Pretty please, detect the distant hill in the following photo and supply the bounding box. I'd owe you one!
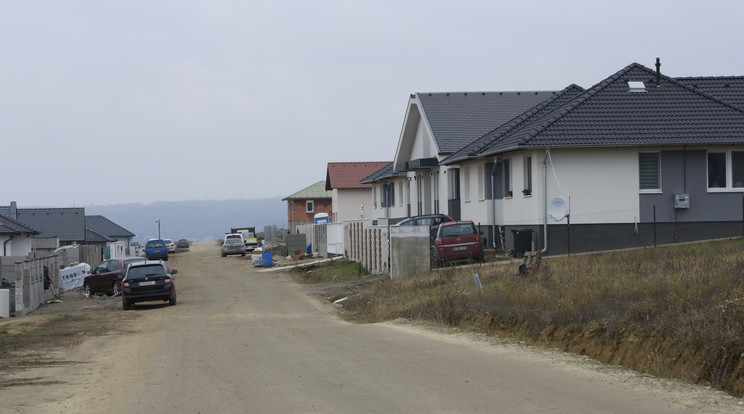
[86,198,286,243]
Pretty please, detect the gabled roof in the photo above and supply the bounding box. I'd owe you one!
[416,91,559,154]
[326,162,390,190]
[86,227,112,243]
[445,84,586,164]
[360,162,406,184]
[282,181,332,201]
[447,63,744,160]
[676,76,744,110]
[16,208,86,242]
[0,215,39,235]
[85,215,135,239]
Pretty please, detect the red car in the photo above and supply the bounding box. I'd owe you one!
[434,221,484,266]
[84,257,146,296]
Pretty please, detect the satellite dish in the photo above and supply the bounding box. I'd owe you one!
[549,197,568,221]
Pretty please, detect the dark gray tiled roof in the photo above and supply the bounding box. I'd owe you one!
[85,215,135,238]
[86,227,112,243]
[360,162,405,184]
[0,215,39,235]
[16,208,86,242]
[461,63,744,156]
[416,90,559,154]
[444,84,586,164]
[676,76,744,110]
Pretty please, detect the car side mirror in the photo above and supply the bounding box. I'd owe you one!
[171,269,178,275]
[117,274,124,280]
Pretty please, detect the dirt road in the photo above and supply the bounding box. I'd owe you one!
[3,242,743,413]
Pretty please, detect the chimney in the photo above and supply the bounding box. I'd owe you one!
[10,201,17,219]
[655,57,661,86]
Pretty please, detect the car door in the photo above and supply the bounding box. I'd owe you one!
[96,260,121,291]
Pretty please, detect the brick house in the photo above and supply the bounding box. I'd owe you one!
[282,181,333,233]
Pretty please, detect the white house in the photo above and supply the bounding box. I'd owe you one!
[325,161,390,222]
[366,60,744,255]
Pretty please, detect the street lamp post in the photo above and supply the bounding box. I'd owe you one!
[156,219,161,239]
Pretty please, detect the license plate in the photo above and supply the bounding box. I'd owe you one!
[453,246,467,251]
[138,281,156,286]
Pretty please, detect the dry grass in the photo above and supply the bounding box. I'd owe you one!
[322,239,744,395]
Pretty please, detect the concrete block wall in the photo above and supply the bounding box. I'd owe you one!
[390,225,431,278]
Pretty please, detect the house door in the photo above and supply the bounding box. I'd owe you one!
[447,168,461,221]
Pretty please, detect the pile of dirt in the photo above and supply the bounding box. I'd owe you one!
[467,314,744,397]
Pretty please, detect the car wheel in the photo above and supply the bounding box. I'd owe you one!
[112,282,121,296]
[84,283,92,296]
[241,252,245,256]
[122,299,132,311]
[169,294,177,306]
[221,253,226,257]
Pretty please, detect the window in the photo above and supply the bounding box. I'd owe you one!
[475,164,484,200]
[398,181,404,207]
[639,152,661,190]
[484,162,495,199]
[463,167,470,202]
[374,185,379,208]
[503,159,512,197]
[447,168,460,200]
[523,156,532,195]
[306,200,314,213]
[708,150,744,190]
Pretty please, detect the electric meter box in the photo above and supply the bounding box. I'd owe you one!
[674,193,689,209]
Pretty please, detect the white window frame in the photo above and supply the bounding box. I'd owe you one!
[523,156,532,196]
[503,159,512,198]
[306,200,314,213]
[707,150,744,192]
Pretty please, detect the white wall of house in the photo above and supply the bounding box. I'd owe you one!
[538,147,639,224]
[334,188,374,222]
[0,234,33,256]
[459,160,495,224]
[411,120,435,159]
[370,177,410,220]
[452,148,640,226]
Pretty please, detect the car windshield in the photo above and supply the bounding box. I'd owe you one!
[440,224,476,237]
[148,241,165,248]
[127,265,166,278]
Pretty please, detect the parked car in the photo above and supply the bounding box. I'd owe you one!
[84,257,146,296]
[122,260,177,310]
[395,214,453,240]
[164,239,177,253]
[144,239,168,261]
[176,239,190,248]
[434,221,484,266]
[221,237,246,257]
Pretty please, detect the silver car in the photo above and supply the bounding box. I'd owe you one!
[221,238,246,257]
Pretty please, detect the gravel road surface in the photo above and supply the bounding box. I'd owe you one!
[2,242,743,413]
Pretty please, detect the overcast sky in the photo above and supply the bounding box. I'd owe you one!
[3,0,743,207]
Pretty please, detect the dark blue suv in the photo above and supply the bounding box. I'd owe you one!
[144,239,168,261]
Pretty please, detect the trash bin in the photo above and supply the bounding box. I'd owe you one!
[511,228,533,258]
[262,251,273,268]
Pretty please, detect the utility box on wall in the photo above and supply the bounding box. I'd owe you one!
[674,193,690,209]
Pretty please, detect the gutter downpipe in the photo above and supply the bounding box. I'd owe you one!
[491,157,498,249]
[541,150,549,253]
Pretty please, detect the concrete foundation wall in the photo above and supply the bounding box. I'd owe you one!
[390,225,431,279]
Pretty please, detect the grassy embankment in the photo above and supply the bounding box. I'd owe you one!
[291,239,744,396]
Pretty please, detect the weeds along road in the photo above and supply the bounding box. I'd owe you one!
[5,242,742,413]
